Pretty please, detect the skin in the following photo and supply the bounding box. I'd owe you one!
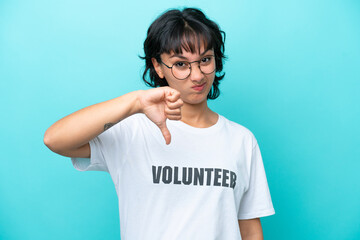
[238,218,264,240]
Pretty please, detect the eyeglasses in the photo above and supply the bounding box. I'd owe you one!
[160,55,216,80]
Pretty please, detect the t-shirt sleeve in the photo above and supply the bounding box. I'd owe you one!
[71,136,109,172]
[237,141,275,219]
[70,121,125,173]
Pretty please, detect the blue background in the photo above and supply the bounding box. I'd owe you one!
[1,0,359,239]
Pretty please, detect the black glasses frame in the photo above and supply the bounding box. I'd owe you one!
[160,55,216,80]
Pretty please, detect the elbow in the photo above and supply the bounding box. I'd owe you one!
[43,129,80,157]
[43,130,54,150]
[43,130,60,153]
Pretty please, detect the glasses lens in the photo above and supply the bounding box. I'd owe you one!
[200,56,215,74]
[171,56,216,80]
[172,62,191,80]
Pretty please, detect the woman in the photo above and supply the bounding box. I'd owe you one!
[44,7,275,240]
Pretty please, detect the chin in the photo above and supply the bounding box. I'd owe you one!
[184,94,208,105]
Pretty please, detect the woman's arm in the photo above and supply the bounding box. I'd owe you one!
[43,87,183,157]
[238,218,264,240]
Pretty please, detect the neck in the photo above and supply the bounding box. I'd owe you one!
[180,101,218,128]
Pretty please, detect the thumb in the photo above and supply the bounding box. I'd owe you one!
[158,121,171,145]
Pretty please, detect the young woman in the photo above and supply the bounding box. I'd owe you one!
[44,7,275,240]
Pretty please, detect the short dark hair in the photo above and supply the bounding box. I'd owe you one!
[140,7,226,100]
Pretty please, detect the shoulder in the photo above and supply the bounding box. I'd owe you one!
[103,113,150,135]
[120,113,150,126]
[101,113,156,143]
[220,115,258,147]
[122,112,146,121]
[118,113,158,134]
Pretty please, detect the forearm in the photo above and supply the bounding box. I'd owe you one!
[44,90,143,153]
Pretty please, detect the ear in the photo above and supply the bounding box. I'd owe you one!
[151,58,164,79]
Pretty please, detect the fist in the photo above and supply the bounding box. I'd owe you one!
[139,87,184,145]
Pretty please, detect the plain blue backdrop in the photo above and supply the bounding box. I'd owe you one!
[1,0,359,239]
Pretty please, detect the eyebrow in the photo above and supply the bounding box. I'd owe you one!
[169,49,212,59]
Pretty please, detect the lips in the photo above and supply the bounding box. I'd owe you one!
[192,83,206,91]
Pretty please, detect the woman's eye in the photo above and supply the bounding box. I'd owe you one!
[201,57,211,63]
[200,57,213,65]
[175,62,188,68]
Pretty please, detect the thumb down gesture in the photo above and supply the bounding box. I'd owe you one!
[139,87,183,145]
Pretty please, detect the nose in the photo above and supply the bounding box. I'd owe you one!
[189,62,204,82]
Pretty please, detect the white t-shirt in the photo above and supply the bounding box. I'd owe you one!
[71,113,275,240]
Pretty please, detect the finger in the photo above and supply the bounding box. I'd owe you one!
[158,122,171,145]
[166,114,182,121]
[165,107,181,116]
[166,98,183,109]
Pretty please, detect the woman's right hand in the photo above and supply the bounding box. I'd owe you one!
[138,87,184,145]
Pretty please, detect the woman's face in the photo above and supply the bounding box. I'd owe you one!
[152,44,216,106]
